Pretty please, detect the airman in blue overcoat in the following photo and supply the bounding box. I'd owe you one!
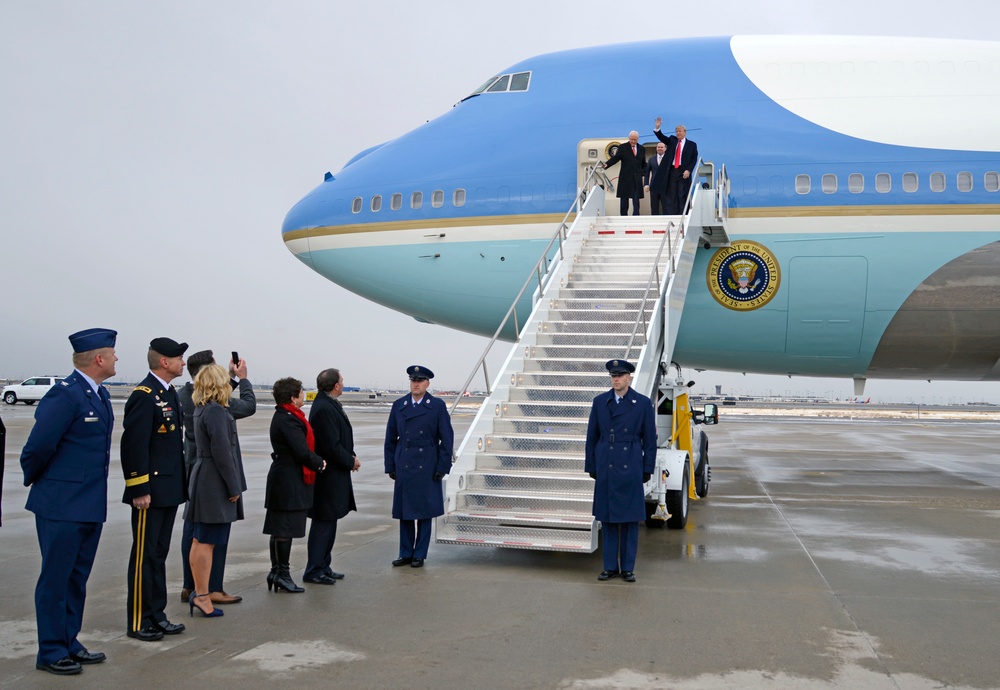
[585,359,656,582]
[20,327,118,675]
[384,365,453,567]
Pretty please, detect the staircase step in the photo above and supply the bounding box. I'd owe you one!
[436,517,598,552]
[526,345,633,360]
[495,401,592,418]
[533,332,646,347]
[474,451,586,472]
[511,371,611,387]
[522,358,616,373]
[507,386,604,403]
[465,471,592,494]
[491,417,588,434]
[456,489,593,515]
[546,308,653,322]
[539,320,637,334]
[482,433,585,454]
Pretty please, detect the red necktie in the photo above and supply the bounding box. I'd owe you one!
[632,145,636,156]
[673,141,682,168]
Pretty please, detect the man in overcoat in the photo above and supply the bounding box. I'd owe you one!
[653,117,699,214]
[644,141,670,215]
[384,365,453,568]
[304,368,359,584]
[585,359,656,582]
[602,130,647,216]
[20,327,118,675]
[177,349,256,604]
[121,337,188,641]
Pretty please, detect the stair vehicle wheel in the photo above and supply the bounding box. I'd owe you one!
[695,437,710,498]
[3,392,16,405]
[666,463,689,529]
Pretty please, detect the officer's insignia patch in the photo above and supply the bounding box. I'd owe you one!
[169,424,176,431]
[707,240,780,311]
[135,385,152,394]
[158,424,167,433]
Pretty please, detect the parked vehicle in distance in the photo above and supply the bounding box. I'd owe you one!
[2,376,65,405]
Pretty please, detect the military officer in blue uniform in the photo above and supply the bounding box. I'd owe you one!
[121,337,188,641]
[384,365,453,568]
[20,327,118,675]
[585,359,656,583]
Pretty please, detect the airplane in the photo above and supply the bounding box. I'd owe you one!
[281,35,1000,389]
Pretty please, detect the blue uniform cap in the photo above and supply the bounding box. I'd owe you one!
[605,359,635,375]
[68,327,117,353]
[407,365,434,381]
[149,337,188,357]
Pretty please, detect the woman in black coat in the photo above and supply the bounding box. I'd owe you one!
[186,364,246,618]
[264,377,326,593]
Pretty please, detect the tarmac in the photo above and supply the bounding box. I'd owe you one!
[1,401,1000,689]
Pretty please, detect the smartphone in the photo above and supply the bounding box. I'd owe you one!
[231,351,239,366]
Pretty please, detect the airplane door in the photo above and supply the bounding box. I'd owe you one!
[577,138,655,216]
[785,256,867,357]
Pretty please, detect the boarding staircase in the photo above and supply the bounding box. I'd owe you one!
[437,162,730,552]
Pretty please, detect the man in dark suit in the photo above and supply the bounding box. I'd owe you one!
[644,141,670,215]
[585,359,656,583]
[384,365,453,568]
[121,337,188,641]
[177,349,256,605]
[20,327,118,675]
[303,368,359,584]
[602,130,647,216]
[654,117,698,214]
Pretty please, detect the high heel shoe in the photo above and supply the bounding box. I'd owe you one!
[266,568,277,592]
[189,593,224,618]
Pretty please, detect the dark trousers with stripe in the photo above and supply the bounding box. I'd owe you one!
[127,505,177,632]
[34,517,102,664]
[602,521,639,572]
[398,519,432,560]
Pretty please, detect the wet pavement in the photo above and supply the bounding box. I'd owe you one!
[1,403,999,689]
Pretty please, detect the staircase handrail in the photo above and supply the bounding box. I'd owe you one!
[622,220,675,362]
[448,164,608,416]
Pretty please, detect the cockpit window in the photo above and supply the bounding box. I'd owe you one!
[469,71,531,97]
[486,75,510,93]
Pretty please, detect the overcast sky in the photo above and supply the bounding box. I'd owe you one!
[3,0,1000,404]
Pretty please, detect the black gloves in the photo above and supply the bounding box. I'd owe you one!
[389,472,396,480]
[588,472,596,479]
[433,473,444,481]
[643,473,652,482]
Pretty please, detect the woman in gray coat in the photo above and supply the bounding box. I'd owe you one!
[186,364,246,617]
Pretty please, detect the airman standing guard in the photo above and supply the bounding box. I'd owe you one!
[585,359,656,582]
[384,365,453,568]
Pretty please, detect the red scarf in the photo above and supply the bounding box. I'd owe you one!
[279,403,316,484]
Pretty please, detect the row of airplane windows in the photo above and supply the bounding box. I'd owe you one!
[790,171,1000,195]
[351,171,1000,213]
[351,184,577,213]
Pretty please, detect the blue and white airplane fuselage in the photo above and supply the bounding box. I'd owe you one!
[282,36,1000,381]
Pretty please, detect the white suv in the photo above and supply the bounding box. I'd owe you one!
[2,376,65,405]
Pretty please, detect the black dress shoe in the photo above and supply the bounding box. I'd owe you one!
[71,650,106,665]
[304,574,337,585]
[621,571,636,582]
[598,570,620,581]
[327,571,345,580]
[155,620,186,635]
[410,558,425,568]
[127,627,164,641]
[36,657,82,675]
[391,557,413,567]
